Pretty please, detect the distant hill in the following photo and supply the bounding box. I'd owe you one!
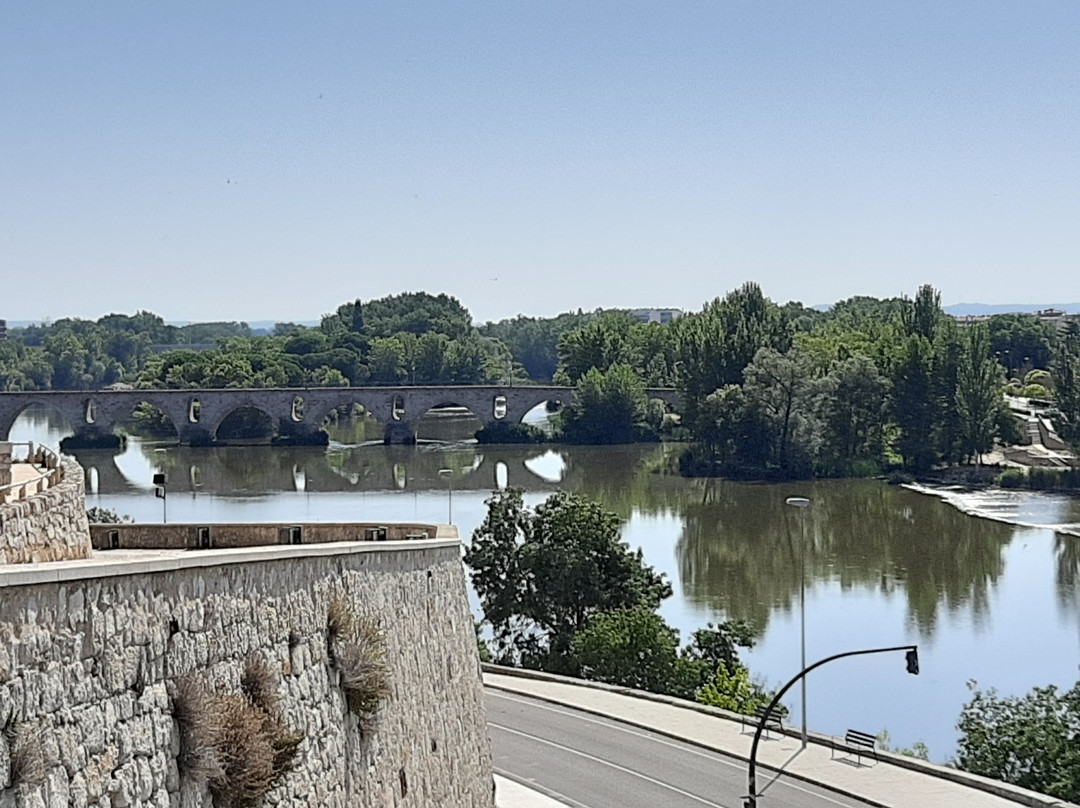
[2,319,320,332]
[945,303,1080,316]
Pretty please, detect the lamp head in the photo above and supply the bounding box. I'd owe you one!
[905,647,919,675]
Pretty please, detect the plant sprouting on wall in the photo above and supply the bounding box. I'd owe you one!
[1,710,45,790]
[327,595,392,722]
[172,659,304,808]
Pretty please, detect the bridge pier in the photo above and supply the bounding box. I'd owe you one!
[383,422,417,445]
[58,429,124,450]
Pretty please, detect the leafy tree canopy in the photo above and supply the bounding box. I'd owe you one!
[465,488,671,672]
[955,680,1080,802]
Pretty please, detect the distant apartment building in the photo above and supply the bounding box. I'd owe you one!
[0,319,6,340]
[953,308,1079,332]
[629,308,683,325]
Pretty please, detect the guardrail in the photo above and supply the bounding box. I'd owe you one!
[0,441,65,505]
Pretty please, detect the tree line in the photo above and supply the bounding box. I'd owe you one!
[3,285,1078,474]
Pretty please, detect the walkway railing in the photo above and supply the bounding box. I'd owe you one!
[0,442,64,505]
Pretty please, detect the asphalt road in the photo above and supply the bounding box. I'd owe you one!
[486,689,877,808]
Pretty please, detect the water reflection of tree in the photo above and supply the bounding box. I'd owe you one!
[676,479,1013,636]
[1055,532,1080,614]
[558,444,691,520]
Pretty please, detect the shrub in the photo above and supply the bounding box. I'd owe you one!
[173,675,225,786]
[172,666,304,807]
[997,468,1026,488]
[327,596,392,722]
[696,663,774,716]
[5,713,45,789]
[86,507,133,524]
[211,693,277,807]
[240,655,279,714]
[474,422,548,444]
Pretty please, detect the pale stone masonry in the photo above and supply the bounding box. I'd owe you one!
[0,543,496,808]
[0,452,495,808]
[0,456,91,564]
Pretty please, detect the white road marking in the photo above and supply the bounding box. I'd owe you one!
[490,721,730,808]
[487,689,861,808]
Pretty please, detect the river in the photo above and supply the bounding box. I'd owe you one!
[10,404,1080,763]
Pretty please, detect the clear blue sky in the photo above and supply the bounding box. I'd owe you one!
[2,2,1078,324]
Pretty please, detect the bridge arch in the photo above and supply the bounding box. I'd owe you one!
[0,400,78,442]
[207,403,279,443]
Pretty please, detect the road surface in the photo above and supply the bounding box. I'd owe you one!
[486,689,878,808]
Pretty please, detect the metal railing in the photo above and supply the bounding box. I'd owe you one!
[0,442,65,505]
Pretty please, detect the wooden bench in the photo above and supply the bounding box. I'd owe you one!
[831,729,878,766]
[740,704,784,739]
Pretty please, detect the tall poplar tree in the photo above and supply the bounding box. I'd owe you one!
[956,324,1005,464]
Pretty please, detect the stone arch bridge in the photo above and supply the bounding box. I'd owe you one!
[0,386,680,445]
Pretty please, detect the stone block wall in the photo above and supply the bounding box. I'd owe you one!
[88,522,442,551]
[0,456,91,565]
[0,541,494,808]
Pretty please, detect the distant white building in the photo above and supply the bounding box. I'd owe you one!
[629,308,683,325]
[952,308,1079,332]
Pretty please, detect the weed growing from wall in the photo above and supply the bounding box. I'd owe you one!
[3,712,45,790]
[327,596,392,723]
[172,660,304,808]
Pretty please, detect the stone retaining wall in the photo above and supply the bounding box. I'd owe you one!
[0,456,90,564]
[0,541,494,808]
[89,522,444,551]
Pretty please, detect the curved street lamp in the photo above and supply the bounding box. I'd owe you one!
[743,644,919,807]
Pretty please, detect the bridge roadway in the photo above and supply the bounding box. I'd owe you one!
[0,385,680,445]
[484,668,1065,808]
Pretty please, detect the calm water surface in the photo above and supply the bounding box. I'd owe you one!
[12,405,1080,762]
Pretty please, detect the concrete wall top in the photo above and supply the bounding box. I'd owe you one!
[0,535,460,589]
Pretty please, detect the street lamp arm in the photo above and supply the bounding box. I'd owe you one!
[744,644,917,807]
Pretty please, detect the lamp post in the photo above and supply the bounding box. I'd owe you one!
[153,472,167,524]
[744,645,919,808]
[438,468,453,524]
[786,496,810,749]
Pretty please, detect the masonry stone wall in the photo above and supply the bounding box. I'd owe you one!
[88,522,443,551]
[0,456,91,565]
[0,541,494,808]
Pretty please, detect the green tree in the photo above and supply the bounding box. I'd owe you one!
[901,284,943,342]
[816,355,888,476]
[931,323,965,465]
[955,680,1080,802]
[560,364,650,444]
[555,311,638,385]
[464,489,671,672]
[696,663,772,716]
[742,348,820,476]
[361,291,472,339]
[573,606,699,697]
[673,283,791,444]
[988,313,1057,378]
[1053,325,1080,451]
[889,335,937,471]
[481,311,594,382]
[956,325,1006,463]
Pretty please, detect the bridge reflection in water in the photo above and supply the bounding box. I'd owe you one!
[72,440,578,498]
